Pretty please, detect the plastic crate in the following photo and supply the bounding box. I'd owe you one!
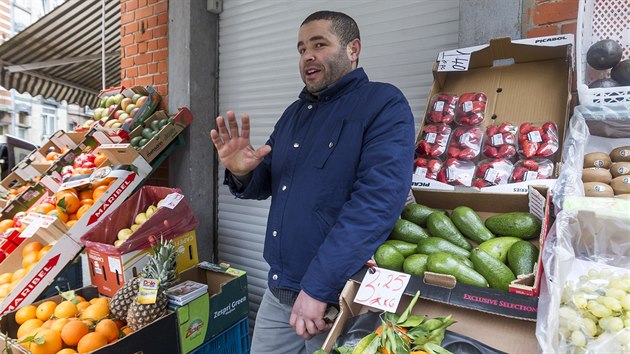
[190,317,250,354]
[576,0,630,105]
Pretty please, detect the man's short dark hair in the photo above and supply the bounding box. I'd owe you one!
[301,11,360,47]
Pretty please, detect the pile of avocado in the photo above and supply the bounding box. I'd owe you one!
[129,118,170,148]
[374,203,541,292]
[586,39,629,88]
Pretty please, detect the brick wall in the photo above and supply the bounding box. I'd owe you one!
[524,0,579,39]
[120,0,170,186]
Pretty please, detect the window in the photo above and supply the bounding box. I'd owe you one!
[17,127,27,140]
[42,106,57,138]
[18,112,29,126]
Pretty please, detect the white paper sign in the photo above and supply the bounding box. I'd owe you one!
[160,193,183,209]
[354,267,410,312]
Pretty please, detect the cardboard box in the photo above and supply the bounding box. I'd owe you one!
[26,130,85,166]
[383,185,553,320]
[130,108,193,163]
[413,35,573,193]
[174,262,249,353]
[322,279,537,354]
[0,286,179,354]
[86,231,199,297]
[0,223,82,314]
[53,146,152,243]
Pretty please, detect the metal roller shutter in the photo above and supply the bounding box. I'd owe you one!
[217,0,460,327]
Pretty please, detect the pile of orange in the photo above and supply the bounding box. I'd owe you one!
[41,177,116,229]
[0,241,52,302]
[13,294,133,354]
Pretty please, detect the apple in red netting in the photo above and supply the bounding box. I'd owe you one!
[510,158,554,183]
[455,92,487,126]
[447,126,483,160]
[472,158,514,188]
[415,124,452,158]
[426,93,458,124]
[437,158,476,186]
[517,122,559,158]
[483,123,517,159]
[414,156,443,180]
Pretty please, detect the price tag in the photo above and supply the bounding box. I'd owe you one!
[160,193,183,209]
[425,132,437,144]
[414,167,427,177]
[354,267,410,312]
[433,101,444,111]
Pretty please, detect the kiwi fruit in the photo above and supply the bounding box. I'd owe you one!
[584,152,612,168]
[610,162,630,178]
[611,176,630,195]
[584,182,614,198]
[582,168,612,184]
[610,146,630,163]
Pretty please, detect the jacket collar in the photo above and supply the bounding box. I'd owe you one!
[299,67,368,102]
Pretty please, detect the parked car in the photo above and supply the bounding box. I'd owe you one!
[0,135,37,180]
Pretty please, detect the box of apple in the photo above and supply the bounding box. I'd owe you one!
[80,92,149,131]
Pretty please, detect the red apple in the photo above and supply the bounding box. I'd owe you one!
[130,107,140,118]
[135,96,147,107]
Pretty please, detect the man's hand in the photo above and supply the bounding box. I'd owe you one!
[209,111,271,176]
[290,290,332,340]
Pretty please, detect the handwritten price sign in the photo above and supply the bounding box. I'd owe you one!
[354,267,410,312]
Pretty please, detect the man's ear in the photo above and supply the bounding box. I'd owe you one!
[346,39,361,63]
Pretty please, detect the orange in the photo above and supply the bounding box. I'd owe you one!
[30,328,63,354]
[89,297,109,307]
[120,326,133,337]
[55,191,80,214]
[77,332,108,353]
[11,268,27,282]
[76,301,91,314]
[75,204,92,221]
[65,220,78,228]
[36,301,57,321]
[22,251,40,269]
[67,213,79,221]
[94,153,108,167]
[33,202,56,215]
[22,241,44,257]
[37,245,54,260]
[0,283,10,298]
[0,219,14,233]
[75,295,87,303]
[47,208,68,223]
[78,189,93,201]
[57,349,78,354]
[80,303,109,322]
[91,185,109,202]
[90,177,115,189]
[50,317,70,332]
[54,300,78,319]
[80,198,94,206]
[15,305,37,325]
[95,319,119,342]
[17,318,44,338]
[41,318,55,329]
[60,319,89,346]
[45,151,60,161]
[0,272,13,285]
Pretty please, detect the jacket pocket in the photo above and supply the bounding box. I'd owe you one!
[314,119,345,169]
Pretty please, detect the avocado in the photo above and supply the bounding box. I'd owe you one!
[401,203,445,227]
[416,237,471,259]
[402,254,429,276]
[374,244,405,271]
[142,127,154,139]
[383,240,418,258]
[478,236,522,263]
[426,212,472,250]
[426,252,488,288]
[507,241,539,276]
[450,206,494,243]
[586,39,623,70]
[588,78,619,89]
[484,212,541,239]
[389,219,431,244]
[611,59,630,86]
[150,119,161,131]
[130,136,143,147]
[470,248,516,291]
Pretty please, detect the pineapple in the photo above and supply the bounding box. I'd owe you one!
[110,277,140,319]
[126,237,177,330]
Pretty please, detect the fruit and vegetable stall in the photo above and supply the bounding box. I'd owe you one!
[0,4,628,354]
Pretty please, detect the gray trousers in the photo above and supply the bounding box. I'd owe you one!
[250,288,328,354]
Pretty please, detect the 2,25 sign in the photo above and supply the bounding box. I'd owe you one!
[354,267,410,312]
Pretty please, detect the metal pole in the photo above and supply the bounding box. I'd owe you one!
[101,0,106,90]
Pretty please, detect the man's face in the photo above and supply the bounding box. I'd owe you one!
[297,20,354,95]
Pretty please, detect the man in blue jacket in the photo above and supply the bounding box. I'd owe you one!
[210,10,415,354]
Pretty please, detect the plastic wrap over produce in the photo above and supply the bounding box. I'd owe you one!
[536,199,630,353]
[552,105,630,211]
